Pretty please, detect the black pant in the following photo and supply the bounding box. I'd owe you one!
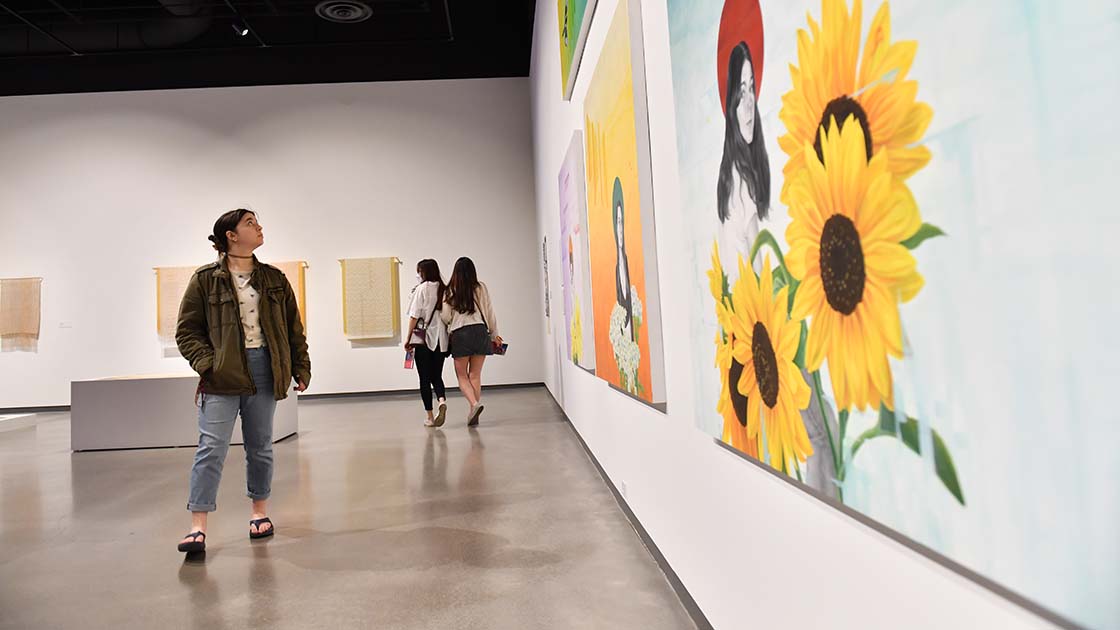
[414,344,447,411]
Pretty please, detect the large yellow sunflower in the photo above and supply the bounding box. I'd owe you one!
[778,0,932,205]
[728,253,812,471]
[786,118,923,413]
[709,243,760,458]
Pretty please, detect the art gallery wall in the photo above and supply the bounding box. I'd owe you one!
[0,78,544,408]
[529,0,1110,628]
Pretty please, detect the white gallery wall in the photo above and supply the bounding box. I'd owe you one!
[529,1,1061,629]
[0,78,543,409]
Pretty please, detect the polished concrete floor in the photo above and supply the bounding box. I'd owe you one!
[0,387,696,629]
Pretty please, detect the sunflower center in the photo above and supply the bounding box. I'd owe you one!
[751,322,780,408]
[819,214,865,315]
[813,96,873,164]
[728,359,749,427]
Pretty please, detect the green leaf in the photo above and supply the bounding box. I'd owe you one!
[848,405,965,505]
[931,431,964,505]
[749,229,788,272]
[793,321,808,369]
[785,275,800,313]
[877,404,900,434]
[839,409,850,444]
[901,223,946,250]
[771,266,787,294]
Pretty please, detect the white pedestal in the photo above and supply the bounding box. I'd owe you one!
[0,414,36,433]
[70,374,298,452]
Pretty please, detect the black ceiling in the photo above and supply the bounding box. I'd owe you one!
[0,0,536,97]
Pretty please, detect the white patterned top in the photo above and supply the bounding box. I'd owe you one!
[234,272,267,349]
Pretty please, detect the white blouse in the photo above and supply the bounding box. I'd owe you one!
[233,271,266,349]
[407,281,449,352]
[440,282,499,337]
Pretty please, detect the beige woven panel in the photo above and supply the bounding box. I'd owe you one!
[341,257,400,339]
[155,266,197,347]
[0,277,42,353]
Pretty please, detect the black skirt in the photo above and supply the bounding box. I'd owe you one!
[449,323,491,358]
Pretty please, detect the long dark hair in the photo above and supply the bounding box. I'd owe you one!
[417,258,446,309]
[717,41,770,223]
[447,257,480,314]
[208,208,255,253]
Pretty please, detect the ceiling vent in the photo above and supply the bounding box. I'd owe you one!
[315,1,375,24]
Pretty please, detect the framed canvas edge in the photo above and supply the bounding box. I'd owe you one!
[626,0,669,407]
[562,0,602,101]
[608,381,669,414]
[561,128,599,373]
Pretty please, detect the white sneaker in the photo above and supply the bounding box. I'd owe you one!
[467,403,483,427]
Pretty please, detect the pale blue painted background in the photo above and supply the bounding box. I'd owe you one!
[666,1,1119,627]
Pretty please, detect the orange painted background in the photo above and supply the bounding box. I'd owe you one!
[583,0,653,401]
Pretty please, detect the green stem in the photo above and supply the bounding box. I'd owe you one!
[838,412,864,482]
[748,229,792,287]
[812,371,843,502]
[842,426,887,482]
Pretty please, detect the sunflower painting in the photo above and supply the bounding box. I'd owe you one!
[669,0,958,509]
[709,243,760,458]
[666,0,1120,625]
[776,0,932,206]
[730,253,813,470]
[786,119,922,413]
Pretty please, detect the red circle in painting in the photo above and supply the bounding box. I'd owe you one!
[717,0,765,115]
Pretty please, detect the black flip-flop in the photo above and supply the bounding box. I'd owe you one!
[178,531,206,553]
[249,517,274,540]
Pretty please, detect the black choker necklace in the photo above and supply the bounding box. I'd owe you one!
[227,253,253,259]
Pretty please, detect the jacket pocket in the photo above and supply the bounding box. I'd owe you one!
[265,287,288,330]
[205,352,233,391]
[207,291,237,328]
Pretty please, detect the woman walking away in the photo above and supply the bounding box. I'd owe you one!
[174,208,311,553]
[441,257,502,426]
[405,259,450,428]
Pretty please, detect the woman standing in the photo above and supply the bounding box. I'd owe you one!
[405,259,450,428]
[174,208,311,553]
[716,40,771,277]
[612,177,635,343]
[441,257,502,426]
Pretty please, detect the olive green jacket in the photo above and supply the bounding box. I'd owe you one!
[175,256,310,401]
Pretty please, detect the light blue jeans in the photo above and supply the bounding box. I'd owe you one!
[187,347,277,512]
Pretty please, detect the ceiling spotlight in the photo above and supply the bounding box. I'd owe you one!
[232,20,249,37]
